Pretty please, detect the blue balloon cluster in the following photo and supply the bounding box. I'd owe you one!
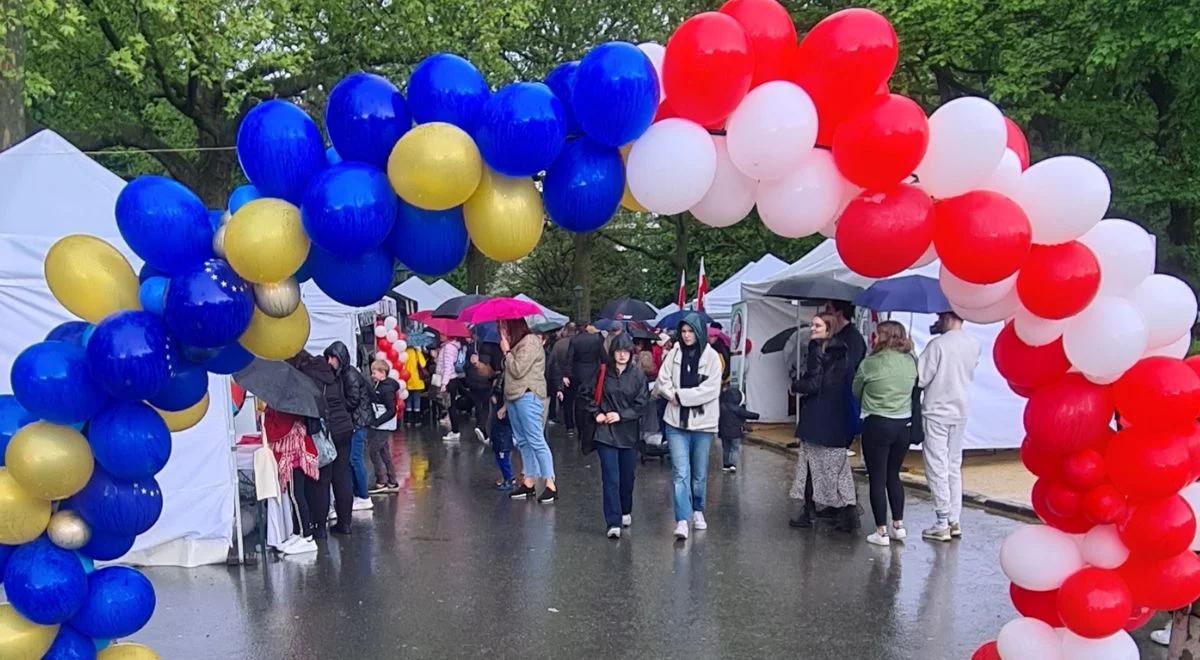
[4,537,88,625]
[88,402,172,482]
[69,566,156,640]
[572,42,660,147]
[69,468,163,538]
[544,138,625,233]
[474,82,567,177]
[164,259,253,348]
[148,365,208,413]
[407,54,490,133]
[326,72,412,168]
[237,99,326,205]
[86,312,172,401]
[309,245,395,307]
[302,163,398,257]
[11,341,108,424]
[387,202,469,277]
[544,61,580,136]
[115,176,214,275]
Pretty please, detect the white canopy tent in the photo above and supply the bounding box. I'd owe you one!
[702,254,789,326]
[514,293,568,324]
[301,281,374,358]
[0,130,235,566]
[740,239,1024,450]
[392,276,465,314]
[429,279,465,300]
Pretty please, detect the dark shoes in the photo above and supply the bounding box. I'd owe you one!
[789,501,816,528]
[510,482,536,499]
[834,506,862,533]
[786,441,801,449]
[537,487,558,504]
[311,524,328,540]
[330,523,352,536]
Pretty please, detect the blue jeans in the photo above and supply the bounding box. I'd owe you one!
[596,443,636,528]
[350,427,369,499]
[508,393,554,480]
[665,426,713,522]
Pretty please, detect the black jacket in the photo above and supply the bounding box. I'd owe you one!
[325,341,372,429]
[567,331,605,389]
[369,377,400,428]
[792,338,853,448]
[582,361,649,450]
[718,387,759,440]
[290,351,354,442]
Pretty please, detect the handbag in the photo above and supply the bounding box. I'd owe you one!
[579,364,607,455]
[372,403,397,431]
[252,434,280,501]
[908,356,925,446]
[312,426,337,468]
[431,373,443,389]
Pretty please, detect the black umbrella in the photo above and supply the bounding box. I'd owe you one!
[761,322,812,355]
[599,298,657,321]
[433,294,492,319]
[765,276,864,303]
[626,322,658,341]
[234,359,322,418]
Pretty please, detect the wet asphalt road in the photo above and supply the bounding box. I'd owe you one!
[137,422,1166,659]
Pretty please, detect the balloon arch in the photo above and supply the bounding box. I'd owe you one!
[1,2,1197,658]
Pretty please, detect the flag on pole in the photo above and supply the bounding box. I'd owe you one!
[696,258,708,311]
[676,269,687,309]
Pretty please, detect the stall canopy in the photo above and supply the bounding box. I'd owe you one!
[301,281,374,358]
[0,130,235,566]
[740,239,1023,450]
[514,293,568,324]
[429,279,465,300]
[702,254,788,325]
[392,276,465,314]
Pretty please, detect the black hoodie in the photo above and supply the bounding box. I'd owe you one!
[324,341,372,429]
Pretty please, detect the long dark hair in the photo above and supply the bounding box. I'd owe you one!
[502,318,531,346]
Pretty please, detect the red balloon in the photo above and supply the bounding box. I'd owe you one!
[1119,550,1200,610]
[1186,355,1200,378]
[1016,242,1101,320]
[1044,480,1084,519]
[1117,494,1196,559]
[1123,606,1156,633]
[971,641,1000,660]
[1061,448,1106,491]
[790,8,898,146]
[832,94,929,190]
[1010,583,1063,627]
[1023,374,1113,455]
[1004,117,1030,170]
[376,338,390,351]
[933,191,1032,285]
[719,0,796,87]
[1056,567,1133,639]
[1187,429,1200,482]
[1033,478,1093,533]
[1021,436,1062,480]
[835,185,934,278]
[1008,381,1035,398]
[1113,357,1200,428]
[653,99,678,122]
[993,323,1071,390]
[1083,484,1129,525]
[663,12,753,126]
[1105,424,1195,500]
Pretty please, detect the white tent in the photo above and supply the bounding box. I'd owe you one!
[392,276,464,314]
[514,293,568,324]
[429,279,465,299]
[302,281,373,357]
[0,131,235,566]
[703,254,789,325]
[740,239,1024,450]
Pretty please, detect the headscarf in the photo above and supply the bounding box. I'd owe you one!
[677,312,707,426]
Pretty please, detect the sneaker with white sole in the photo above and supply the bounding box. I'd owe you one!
[949,522,962,538]
[443,432,461,442]
[328,507,337,523]
[922,524,952,542]
[606,527,621,539]
[889,525,908,541]
[474,428,486,443]
[621,514,632,528]
[692,512,707,530]
[1151,624,1171,646]
[673,520,689,540]
[352,497,374,511]
[281,537,318,555]
[866,532,891,546]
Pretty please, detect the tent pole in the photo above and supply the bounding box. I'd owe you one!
[227,376,245,564]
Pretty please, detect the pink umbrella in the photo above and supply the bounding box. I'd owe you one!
[420,316,471,338]
[410,310,434,323]
[459,297,542,324]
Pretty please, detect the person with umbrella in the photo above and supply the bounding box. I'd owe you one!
[501,318,558,503]
[288,351,355,537]
[434,332,465,442]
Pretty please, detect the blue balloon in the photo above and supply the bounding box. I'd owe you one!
[0,543,11,582]
[86,312,171,401]
[301,164,398,257]
[0,395,34,466]
[544,137,625,233]
[114,176,214,275]
[68,468,162,537]
[387,202,468,277]
[137,263,165,285]
[325,146,342,165]
[137,277,169,316]
[163,259,254,348]
[11,342,108,424]
[227,184,261,214]
[407,53,490,133]
[4,537,88,624]
[88,402,171,482]
[45,625,96,660]
[544,61,580,136]
[310,245,394,307]
[572,42,660,147]
[207,209,224,230]
[294,252,315,283]
[474,82,567,177]
[69,566,155,640]
[201,343,254,375]
[325,72,412,169]
[46,322,92,346]
[236,100,326,205]
[146,365,207,413]
[77,530,135,562]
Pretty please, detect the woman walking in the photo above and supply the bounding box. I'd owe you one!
[502,319,557,502]
[788,312,860,533]
[436,335,463,441]
[464,353,496,442]
[582,335,648,539]
[655,313,722,541]
[852,321,917,546]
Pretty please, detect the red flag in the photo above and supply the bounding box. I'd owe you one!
[696,258,708,311]
[676,269,687,309]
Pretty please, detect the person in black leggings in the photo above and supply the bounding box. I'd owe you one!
[290,351,356,537]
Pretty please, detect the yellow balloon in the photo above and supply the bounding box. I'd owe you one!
[0,604,57,660]
[98,643,161,660]
[463,168,544,262]
[239,303,310,360]
[224,198,310,284]
[5,422,94,500]
[153,393,209,432]
[387,122,483,211]
[618,145,647,213]
[0,468,51,545]
[44,235,140,322]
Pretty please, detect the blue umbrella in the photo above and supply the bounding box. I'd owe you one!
[656,309,715,331]
[853,275,951,314]
[473,322,500,344]
[405,330,437,349]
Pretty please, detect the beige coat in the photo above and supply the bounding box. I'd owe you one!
[503,333,548,402]
[654,342,723,433]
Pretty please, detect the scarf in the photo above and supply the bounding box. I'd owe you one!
[678,340,702,427]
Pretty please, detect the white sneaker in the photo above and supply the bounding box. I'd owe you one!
[606,527,621,539]
[692,512,707,530]
[443,432,461,442]
[621,514,632,528]
[281,537,317,555]
[352,497,374,511]
[867,532,891,546]
[949,522,962,538]
[474,428,485,443]
[1151,624,1171,646]
[673,520,689,540]
[889,525,908,541]
[328,506,337,522]
[277,534,303,549]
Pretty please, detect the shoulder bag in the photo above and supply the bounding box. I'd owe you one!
[579,364,607,456]
[908,355,924,446]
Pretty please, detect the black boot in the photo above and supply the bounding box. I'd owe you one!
[789,500,815,528]
[835,505,861,533]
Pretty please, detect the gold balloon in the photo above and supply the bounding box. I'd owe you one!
[98,643,161,660]
[0,604,58,660]
[5,422,94,500]
[47,509,91,550]
[253,278,301,319]
[153,393,209,432]
[212,223,228,259]
[224,198,310,284]
[239,303,310,360]
[618,145,647,213]
[44,235,140,323]
[387,122,483,211]
[0,469,51,546]
[463,167,544,262]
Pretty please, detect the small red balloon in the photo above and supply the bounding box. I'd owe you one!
[933,191,1032,285]
[971,641,1001,660]
[1004,117,1030,170]
[1061,448,1106,491]
[1117,494,1196,559]
[663,12,754,126]
[1008,381,1035,398]
[1113,357,1200,428]
[1023,374,1113,455]
[719,0,796,86]
[1010,583,1063,627]
[1021,436,1062,480]
[1044,480,1084,519]
[1106,424,1195,500]
[653,99,678,122]
[835,185,935,278]
[832,94,929,190]
[993,322,1071,390]
[1123,606,1156,633]
[1083,484,1129,525]
[1186,355,1200,378]
[1033,478,1094,533]
[1056,567,1133,639]
[1016,242,1101,320]
[1119,550,1200,611]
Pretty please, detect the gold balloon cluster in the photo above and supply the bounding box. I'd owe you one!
[0,604,57,660]
[0,421,96,546]
[153,393,210,432]
[44,235,140,322]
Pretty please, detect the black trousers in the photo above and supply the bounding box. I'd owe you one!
[329,438,354,527]
[861,415,910,528]
[306,465,331,534]
[368,429,397,484]
[469,390,492,438]
[290,468,313,536]
[562,385,577,430]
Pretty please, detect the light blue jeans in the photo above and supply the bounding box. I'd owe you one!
[508,393,555,480]
[350,427,369,499]
[665,426,713,522]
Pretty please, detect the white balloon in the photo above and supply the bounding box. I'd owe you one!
[1062,296,1147,380]
[385,329,399,343]
[977,149,1023,199]
[690,136,756,228]
[383,316,399,330]
[1014,305,1068,347]
[1060,630,1137,660]
[375,351,387,361]
[398,388,409,401]
[726,81,818,181]
[1081,525,1130,569]
[997,617,1064,660]
[1001,524,1085,591]
[911,243,938,268]
[627,118,717,215]
[1083,371,1122,386]
[1181,483,1200,552]
[394,340,408,355]
[951,286,1020,325]
[914,97,1007,198]
[388,369,401,380]
[1130,274,1198,349]
[1145,331,1191,359]
[941,266,1017,309]
[1077,219,1156,297]
[374,325,387,338]
[637,42,665,98]
[1016,156,1111,245]
[756,150,847,239]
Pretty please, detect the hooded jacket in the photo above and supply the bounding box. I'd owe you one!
[289,351,354,442]
[654,313,722,433]
[582,335,649,449]
[369,377,400,428]
[324,341,372,429]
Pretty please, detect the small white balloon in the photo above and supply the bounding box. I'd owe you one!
[1016,155,1111,245]
[1130,274,1198,349]
[386,329,399,343]
[1060,630,1137,660]
[627,118,717,215]
[384,316,399,330]
[1081,525,1130,569]
[394,340,408,355]
[977,149,1023,200]
[1062,296,1147,380]
[914,97,1007,198]
[951,286,1020,325]
[375,351,387,361]
[911,243,938,268]
[212,224,228,259]
[374,325,387,338]
[756,150,847,239]
[388,369,401,381]
[726,81,818,181]
[997,617,1063,660]
[1077,219,1156,297]
[1181,482,1200,552]
[1000,524,1084,591]
[941,266,1017,309]
[253,279,301,319]
[1014,305,1069,347]
[689,136,756,228]
[1144,331,1191,359]
[637,42,665,98]
[1083,371,1122,386]
[398,388,409,401]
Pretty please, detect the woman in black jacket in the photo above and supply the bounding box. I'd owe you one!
[581,334,649,539]
[288,350,354,538]
[366,360,400,493]
[325,341,373,510]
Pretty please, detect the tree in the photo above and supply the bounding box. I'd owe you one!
[0,0,23,149]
